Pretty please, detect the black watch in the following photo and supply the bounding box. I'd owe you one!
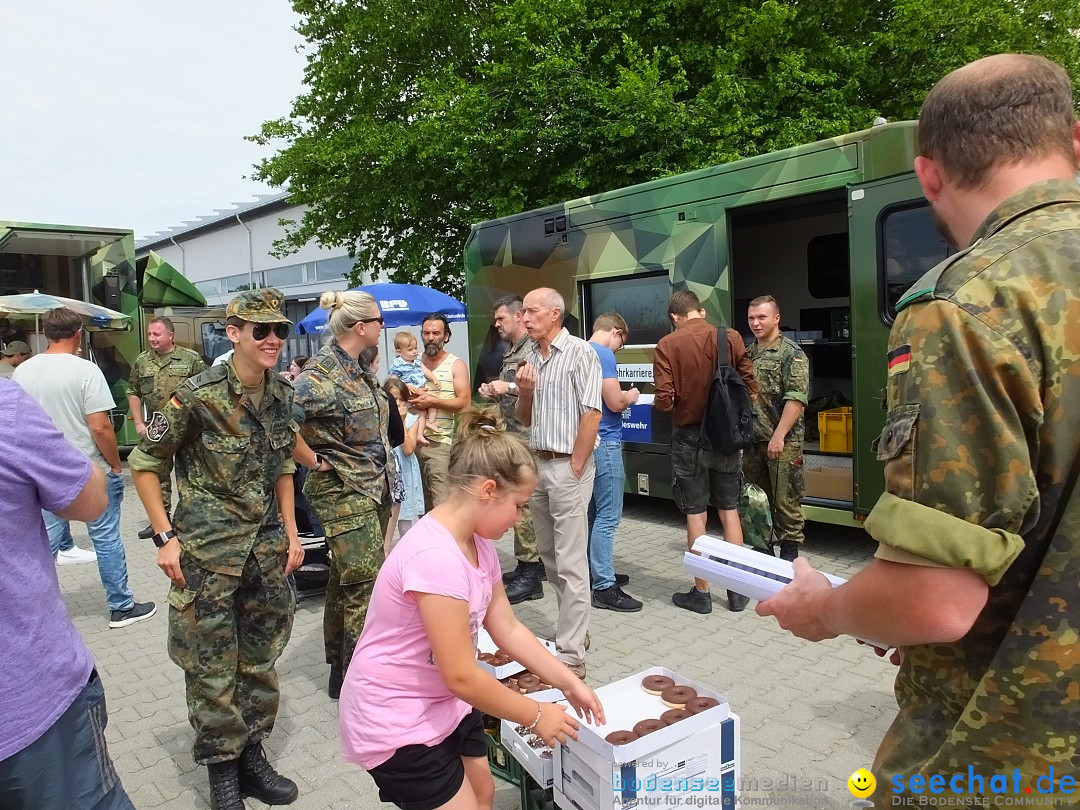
[152,529,177,548]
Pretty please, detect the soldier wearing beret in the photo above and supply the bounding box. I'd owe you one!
[759,54,1080,801]
[130,288,305,810]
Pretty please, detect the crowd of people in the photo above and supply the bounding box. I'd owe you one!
[2,53,1078,810]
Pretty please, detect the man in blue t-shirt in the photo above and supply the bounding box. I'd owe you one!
[586,313,642,611]
[0,379,135,809]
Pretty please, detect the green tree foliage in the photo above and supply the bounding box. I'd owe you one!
[250,0,1080,295]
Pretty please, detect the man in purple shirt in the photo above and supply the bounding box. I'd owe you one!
[0,379,134,809]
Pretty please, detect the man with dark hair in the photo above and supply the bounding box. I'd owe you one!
[744,294,809,561]
[0,380,135,809]
[653,290,758,613]
[479,294,545,602]
[759,54,1080,798]
[13,308,156,628]
[128,315,208,540]
[409,312,471,510]
[130,289,304,809]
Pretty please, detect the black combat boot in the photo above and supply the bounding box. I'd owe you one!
[505,561,544,604]
[328,662,343,700]
[238,742,298,805]
[503,560,547,584]
[207,760,246,810]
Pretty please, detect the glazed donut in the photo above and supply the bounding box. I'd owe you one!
[517,673,541,691]
[605,730,639,745]
[660,708,691,724]
[641,675,676,695]
[633,719,667,737]
[660,685,698,709]
[685,696,720,714]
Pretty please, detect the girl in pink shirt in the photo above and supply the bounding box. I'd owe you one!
[340,407,604,810]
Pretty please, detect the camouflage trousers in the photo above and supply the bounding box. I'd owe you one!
[513,501,539,564]
[306,474,389,671]
[742,441,805,545]
[167,552,294,765]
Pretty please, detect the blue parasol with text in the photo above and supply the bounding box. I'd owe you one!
[295,283,466,334]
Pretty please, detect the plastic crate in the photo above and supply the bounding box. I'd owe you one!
[520,773,556,810]
[485,731,523,786]
[817,407,853,453]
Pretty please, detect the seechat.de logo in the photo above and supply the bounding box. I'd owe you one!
[849,768,876,807]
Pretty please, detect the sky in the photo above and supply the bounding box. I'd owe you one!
[0,0,306,240]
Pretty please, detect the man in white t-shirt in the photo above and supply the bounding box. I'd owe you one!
[13,308,156,629]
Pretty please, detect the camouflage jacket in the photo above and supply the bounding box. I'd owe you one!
[129,346,207,415]
[864,179,1080,794]
[292,339,395,504]
[128,361,297,576]
[497,332,531,433]
[747,336,809,443]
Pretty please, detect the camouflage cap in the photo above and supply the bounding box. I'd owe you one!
[226,288,292,324]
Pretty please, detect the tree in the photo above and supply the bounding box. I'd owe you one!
[250,0,1080,296]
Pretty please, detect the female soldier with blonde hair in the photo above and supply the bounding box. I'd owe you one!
[292,289,395,697]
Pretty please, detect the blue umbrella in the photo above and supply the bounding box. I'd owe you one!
[296,283,467,335]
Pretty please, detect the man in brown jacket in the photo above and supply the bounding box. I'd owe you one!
[653,290,759,613]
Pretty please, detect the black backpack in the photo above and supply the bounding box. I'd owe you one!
[699,328,752,454]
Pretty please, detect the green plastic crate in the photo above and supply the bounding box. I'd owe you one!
[520,773,556,810]
[484,732,523,786]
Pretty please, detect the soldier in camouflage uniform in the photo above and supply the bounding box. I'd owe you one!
[127,315,207,539]
[292,290,394,700]
[758,55,1080,806]
[478,294,543,603]
[744,295,809,561]
[129,289,304,810]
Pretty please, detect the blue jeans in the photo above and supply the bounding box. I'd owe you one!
[43,471,134,612]
[587,439,625,591]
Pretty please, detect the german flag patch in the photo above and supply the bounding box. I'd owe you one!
[170,395,182,409]
[887,344,911,376]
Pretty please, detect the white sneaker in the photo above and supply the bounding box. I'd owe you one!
[56,546,98,566]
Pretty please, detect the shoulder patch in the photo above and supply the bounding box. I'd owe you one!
[887,344,912,376]
[145,411,170,442]
[186,364,228,390]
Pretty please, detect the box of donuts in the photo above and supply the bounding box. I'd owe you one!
[554,667,739,810]
[476,628,559,680]
[500,688,565,789]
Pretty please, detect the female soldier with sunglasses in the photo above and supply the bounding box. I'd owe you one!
[291,289,395,699]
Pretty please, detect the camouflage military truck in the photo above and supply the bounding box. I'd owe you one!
[0,221,225,445]
[464,121,952,527]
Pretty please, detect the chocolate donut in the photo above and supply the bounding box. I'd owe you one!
[490,654,512,667]
[478,652,497,664]
[660,685,698,708]
[517,673,541,691]
[632,719,667,737]
[685,696,720,714]
[605,730,639,745]
[641,675,676,695]
[660,708,691,724]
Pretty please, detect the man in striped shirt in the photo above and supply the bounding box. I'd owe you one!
[515,288,603,679]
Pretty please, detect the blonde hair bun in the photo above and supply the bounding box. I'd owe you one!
[319,290,344,311]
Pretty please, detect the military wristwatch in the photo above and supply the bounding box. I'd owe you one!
[152,529,177,548]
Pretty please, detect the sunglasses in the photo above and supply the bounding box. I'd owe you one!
[359,316,384,326]
[251,323,291,341]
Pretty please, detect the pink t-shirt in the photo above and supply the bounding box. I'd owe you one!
[339,513,502,769]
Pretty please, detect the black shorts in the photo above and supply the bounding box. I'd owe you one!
[367,709,487,810]
[670,424,742,514]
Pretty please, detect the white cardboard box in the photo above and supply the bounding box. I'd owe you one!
[501,689,566,788]
[555,715,739,810]
[476,627,558,679]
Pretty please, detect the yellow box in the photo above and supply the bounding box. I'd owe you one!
[818,407,853,453]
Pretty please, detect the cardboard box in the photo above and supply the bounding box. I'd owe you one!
[555,715,739,810]
[803,466,852,501]
[477,628,557,679]
[502,689,566,788]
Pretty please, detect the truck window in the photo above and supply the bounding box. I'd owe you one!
[584,272,670,344]
[881,203,952,322]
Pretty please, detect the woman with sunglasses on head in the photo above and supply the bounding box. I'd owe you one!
[291,290,396,699]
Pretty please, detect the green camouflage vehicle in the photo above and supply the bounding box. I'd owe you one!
[0,221,223,445]
[464,121,953,527]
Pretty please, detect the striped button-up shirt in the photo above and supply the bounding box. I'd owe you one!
[527,327,602,454]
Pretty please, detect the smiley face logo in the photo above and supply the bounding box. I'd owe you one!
[848,768,876,798]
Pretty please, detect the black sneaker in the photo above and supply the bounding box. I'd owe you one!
[592,585,643,613]
[615,573,630,586]
[137,523,154,540]
[778,541,800,562]
[727,590,750,612]
[109,601,157,628]
[672,587,712,615]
